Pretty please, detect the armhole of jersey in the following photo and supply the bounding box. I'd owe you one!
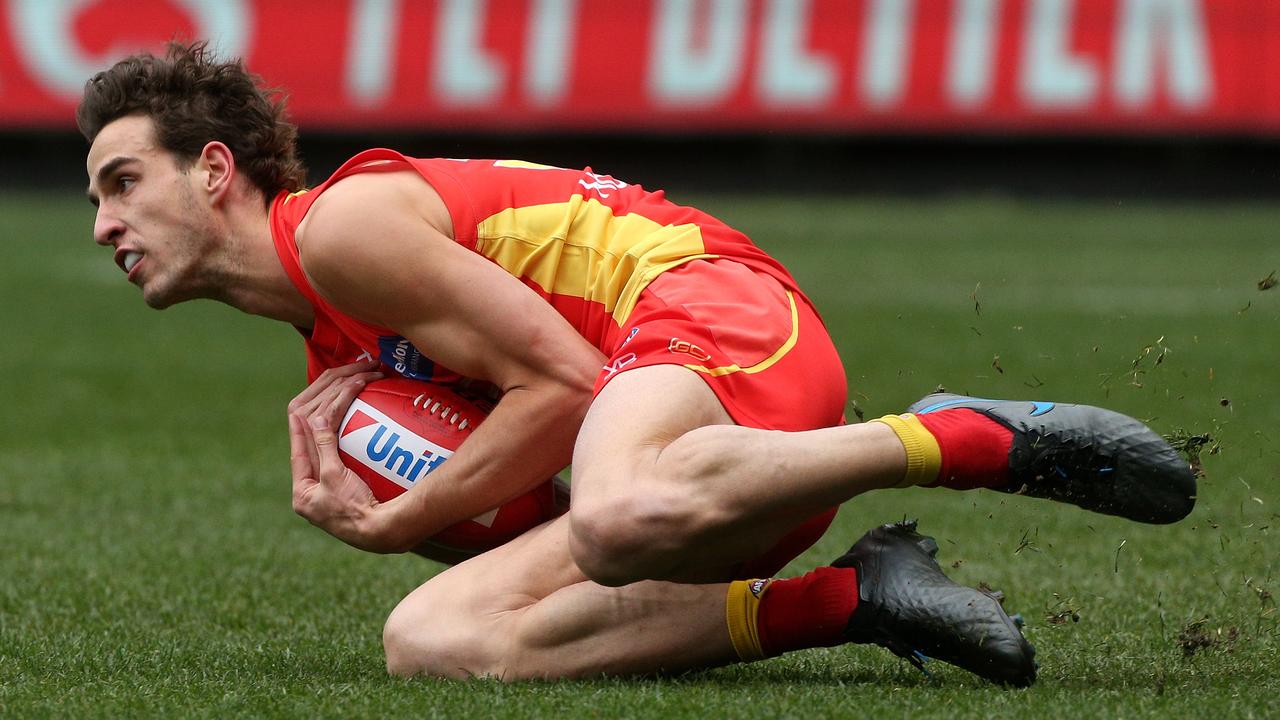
[403,160,478,251]
[322,149,478,252]
[268,190,323,308]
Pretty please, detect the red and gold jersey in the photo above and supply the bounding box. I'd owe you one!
[269,149,805,383]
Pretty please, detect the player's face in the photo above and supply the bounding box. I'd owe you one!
[86,114,220,309]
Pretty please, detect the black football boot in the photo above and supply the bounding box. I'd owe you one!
[834,521,1037,687]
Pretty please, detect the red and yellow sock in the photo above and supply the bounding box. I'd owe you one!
[725,567,858,661]
[869,413,942,487]
[871,410,1013,490]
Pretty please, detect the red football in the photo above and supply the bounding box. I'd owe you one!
[337,377,567,563]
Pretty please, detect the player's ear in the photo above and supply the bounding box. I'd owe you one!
[197,141,236,205]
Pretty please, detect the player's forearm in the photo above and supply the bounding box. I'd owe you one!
[368,377,590,553]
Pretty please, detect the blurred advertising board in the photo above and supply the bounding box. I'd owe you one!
[2,0,1277,134]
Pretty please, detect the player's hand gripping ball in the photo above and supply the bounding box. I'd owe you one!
[337,377,567,564]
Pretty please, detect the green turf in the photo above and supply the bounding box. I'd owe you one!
[2,191,1278,718]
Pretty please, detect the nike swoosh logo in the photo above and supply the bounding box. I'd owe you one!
[1029,401,1055,416]
[915,397,996,414]
[914,397,1055,416]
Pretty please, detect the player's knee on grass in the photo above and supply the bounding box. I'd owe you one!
[383,586,505,680]
[383,600,455,679]
[384,585,569,681]
[381,619,423,678]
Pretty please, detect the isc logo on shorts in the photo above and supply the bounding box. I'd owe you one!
[668,338,712,362]
[339,400,452,491]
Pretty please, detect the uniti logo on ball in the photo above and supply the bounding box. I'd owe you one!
[339,400,451,491]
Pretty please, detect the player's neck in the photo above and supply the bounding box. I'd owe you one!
[223,250,314,328]
[215,199,315,328]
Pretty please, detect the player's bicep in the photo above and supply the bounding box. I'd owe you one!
[296,172,600,390]
[394,258,602,390]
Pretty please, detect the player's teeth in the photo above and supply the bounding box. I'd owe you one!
[123,251,142,272]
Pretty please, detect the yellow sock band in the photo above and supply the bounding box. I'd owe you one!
[725,579,771,662]
[870,413,942,488]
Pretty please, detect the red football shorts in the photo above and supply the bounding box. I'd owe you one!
[594,259,848,577]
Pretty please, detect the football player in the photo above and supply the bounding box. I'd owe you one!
[81,42,1195,685]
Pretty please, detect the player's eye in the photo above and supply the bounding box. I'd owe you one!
[118,176,135,193]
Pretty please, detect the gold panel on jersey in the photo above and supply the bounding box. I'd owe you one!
[475,196,715,325]
[492,159,561,171]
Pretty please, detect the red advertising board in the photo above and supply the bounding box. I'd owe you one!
[2,0,1278,134]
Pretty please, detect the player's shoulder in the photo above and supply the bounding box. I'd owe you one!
[297,162,451,255]
[305,163,445,225]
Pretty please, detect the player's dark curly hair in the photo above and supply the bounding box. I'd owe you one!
[77,40,306,204]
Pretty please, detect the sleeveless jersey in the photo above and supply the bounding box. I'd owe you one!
[269,149,806,383]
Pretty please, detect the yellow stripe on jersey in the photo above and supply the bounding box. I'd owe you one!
[492,159,561,171]
[683,291,800,377]
[475,195,717,325]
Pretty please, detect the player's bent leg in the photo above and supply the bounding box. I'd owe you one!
[568,364,908,587]
[382,514,740,679]
[384,510,1034,686]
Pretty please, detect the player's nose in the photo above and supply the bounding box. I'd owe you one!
[93,208,124,247]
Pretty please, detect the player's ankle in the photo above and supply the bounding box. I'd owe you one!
[725,567,857,661]
[869,413,941,487]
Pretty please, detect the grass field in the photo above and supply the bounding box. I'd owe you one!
[2,190,1278,718]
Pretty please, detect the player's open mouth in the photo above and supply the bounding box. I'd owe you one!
[117,250,145,282]
[113,247,142,275]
